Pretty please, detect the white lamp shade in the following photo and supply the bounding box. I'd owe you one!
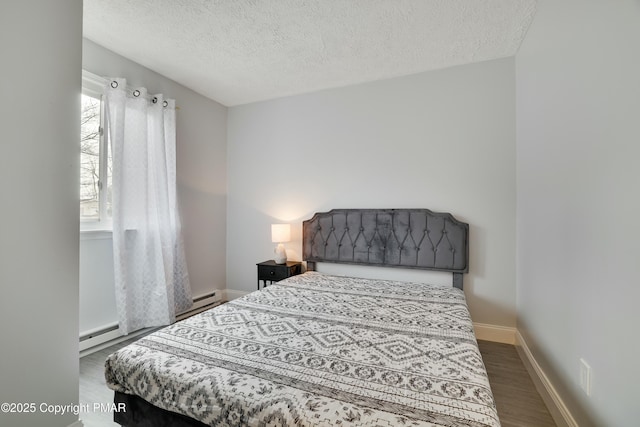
[271,224,291,243]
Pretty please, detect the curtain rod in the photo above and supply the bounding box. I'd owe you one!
[82,69,180,109]
[109,80,170,107]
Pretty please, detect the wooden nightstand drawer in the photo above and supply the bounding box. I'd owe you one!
[258,264,289,281]
[256,260,302,290]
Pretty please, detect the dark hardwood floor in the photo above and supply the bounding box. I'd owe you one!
[478,340,556,427]
[79,337,142,427]
[79,338,556,426]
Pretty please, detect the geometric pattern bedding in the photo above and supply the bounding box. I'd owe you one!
[105,272,500,427]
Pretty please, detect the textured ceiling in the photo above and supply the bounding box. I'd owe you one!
[84,0,536,106]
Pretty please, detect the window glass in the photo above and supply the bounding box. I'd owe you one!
[80,94,101,221]
[80,92,111,226]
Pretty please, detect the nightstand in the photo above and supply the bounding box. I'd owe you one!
[257,260,302,290]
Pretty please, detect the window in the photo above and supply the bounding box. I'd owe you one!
[80,71,112,230]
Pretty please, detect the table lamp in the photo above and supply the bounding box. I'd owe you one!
[271,223,291,264]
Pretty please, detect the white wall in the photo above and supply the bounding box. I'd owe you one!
[516,0,640,425]
[0,1,82,426]
[79,235,117,334]
[80,39,228,333]
[227,58,516,327]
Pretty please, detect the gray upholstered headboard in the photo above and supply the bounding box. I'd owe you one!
[302,209,469,289]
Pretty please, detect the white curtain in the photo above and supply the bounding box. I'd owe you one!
[105,78,192,335]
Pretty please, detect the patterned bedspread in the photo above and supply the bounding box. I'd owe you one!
[105,272,500,427]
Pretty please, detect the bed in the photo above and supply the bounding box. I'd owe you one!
[105,209,500,427]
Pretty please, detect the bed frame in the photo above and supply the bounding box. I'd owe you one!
[303,208,469,289]
[113,208,470,426]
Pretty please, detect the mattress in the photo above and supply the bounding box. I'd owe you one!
[105,271,500,427]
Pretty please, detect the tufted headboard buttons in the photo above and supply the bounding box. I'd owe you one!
[303,209,469,289]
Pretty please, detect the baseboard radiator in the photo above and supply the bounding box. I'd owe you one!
[176,292,220,321]
[79,291,220,357]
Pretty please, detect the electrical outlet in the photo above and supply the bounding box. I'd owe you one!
[579,358,592,396]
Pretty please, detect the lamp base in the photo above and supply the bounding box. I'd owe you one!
[274,244,287,264]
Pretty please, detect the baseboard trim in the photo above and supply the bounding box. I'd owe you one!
[473,322,516,344]
[79,326,156,358]
[515,331,578,427]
